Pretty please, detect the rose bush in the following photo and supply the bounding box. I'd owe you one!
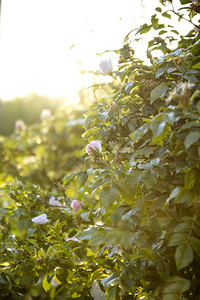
[0,0,200,299]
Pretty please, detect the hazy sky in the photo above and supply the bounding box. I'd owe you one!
[0,0,193,101]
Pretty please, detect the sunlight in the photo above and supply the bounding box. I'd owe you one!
[0,0,193,101]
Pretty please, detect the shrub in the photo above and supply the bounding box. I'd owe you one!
[0,0,200,299]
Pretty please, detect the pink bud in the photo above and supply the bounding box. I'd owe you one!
[15,120,25,131]
[71,200,82,214]
[86,140,102,156]
[194,26,200,35]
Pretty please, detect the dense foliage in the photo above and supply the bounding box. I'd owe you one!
[0,0,200,299]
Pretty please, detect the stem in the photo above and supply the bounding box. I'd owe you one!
[170,3,200,29]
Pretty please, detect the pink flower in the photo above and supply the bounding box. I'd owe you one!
[97,58,113,75]
[194,26,200,35]
[86,140,102,156]
[71,200,82,214]
[15,120,25,131]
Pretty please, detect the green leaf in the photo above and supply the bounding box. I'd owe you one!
[185,170,196,190]
[151,120,166,138]
[169,233,188,247]
[197,101,200,114]
[42,275,51,292]
[27,227,37,236]
[76,171,88,190]
[156,67,168,78]
[155,7,162,13]
[165,187,181,205]
[143,170,157,190]
[100,187,117,209]
[88,229,107,246]
[106,285,120,300]
[190,237,200,257]
[174,223,191,233]
[83,111,97,130]
[159,30,168,35]
[129,123,149,142]
[136,23,152,35]
[0,275,8,284]
[175,244,193,270]
[77,228,97,240]
[150,85,169,104]
[63,170,82,187]
[81,127,99,139]
[184,131,200,149]
[192,62,200,69]
[179,0,191,3]
[102,273,119,288]
[97,112,109,122]
[164,277,190,294]
[162,12,171,19]
[175,187,195,206]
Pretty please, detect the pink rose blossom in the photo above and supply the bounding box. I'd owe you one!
[15,120,25,131]
[71,200,82,214]
[86,140,102,156]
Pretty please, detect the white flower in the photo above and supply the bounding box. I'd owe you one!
[40,109,51,120]
[49,196,62,207]
[90,280,105,300]
[86,140,102,156]
[65,236,79,242]
[31,213,49,224]
[51,277,60,287]
[97,58,113,76]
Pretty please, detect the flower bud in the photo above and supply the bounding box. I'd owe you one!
[15,120,25,131]
[194,26,200,35]
[71,200,82,215]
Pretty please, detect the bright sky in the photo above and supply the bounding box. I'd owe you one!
[0,0,193,101]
